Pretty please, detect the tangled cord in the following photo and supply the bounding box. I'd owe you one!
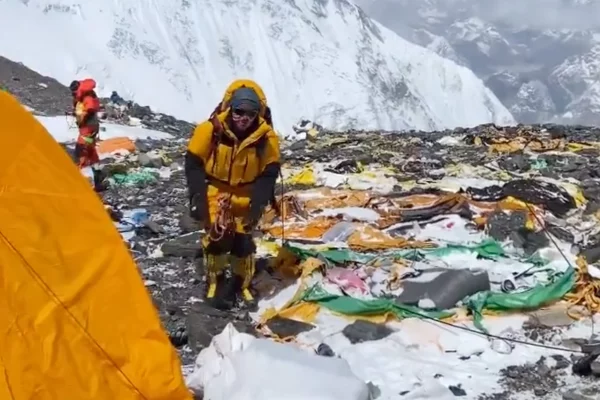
[209,194,234,241]
[64,111,77,129]
[564,257,600,318]
[522,203,600,318]
[261,201,596,355]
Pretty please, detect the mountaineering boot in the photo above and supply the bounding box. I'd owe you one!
[203,253,227,302]
[231,255,257,307]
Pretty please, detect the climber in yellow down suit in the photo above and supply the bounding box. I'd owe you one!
[184,79,280,307]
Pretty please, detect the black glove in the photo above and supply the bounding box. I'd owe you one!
[189,194,209,226]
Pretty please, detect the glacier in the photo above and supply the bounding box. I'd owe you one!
[0,0,514,135]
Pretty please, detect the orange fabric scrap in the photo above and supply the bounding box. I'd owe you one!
[348,225,436,251]
[266,218,336,240]
[96,136,136,154]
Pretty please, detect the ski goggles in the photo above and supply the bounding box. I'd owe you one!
[232,108,258,118]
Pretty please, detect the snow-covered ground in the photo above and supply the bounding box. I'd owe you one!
[35,115,172,143]
[187,313,597,400]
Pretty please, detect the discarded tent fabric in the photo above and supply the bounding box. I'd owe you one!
[465,267,576,332]
[299,285,453,320]
[288,270,574,331]
[467,179,576,216]
[109,169,159,186]
[0,91,191,400]
[394,268,491,310]
[97,136,136,155]
[282,239,506,266]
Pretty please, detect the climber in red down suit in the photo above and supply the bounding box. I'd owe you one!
[69,79,101,168]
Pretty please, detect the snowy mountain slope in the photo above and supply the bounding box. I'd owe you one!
[0,0,513,134]
[550,43,600,122]
[355,0,600,125]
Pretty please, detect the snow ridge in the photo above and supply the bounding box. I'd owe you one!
[0,0,514,134]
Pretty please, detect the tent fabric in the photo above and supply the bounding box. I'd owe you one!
[0,92,192,399]
[277,243,575,332]
[465,266,576,332]
[283,239,506,266]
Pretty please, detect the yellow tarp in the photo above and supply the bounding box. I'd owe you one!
[0,92,192,399]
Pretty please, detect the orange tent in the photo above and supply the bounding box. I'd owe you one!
[0,91,192,399]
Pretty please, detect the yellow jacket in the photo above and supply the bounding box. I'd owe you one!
[185,110,281,226]
[188,110,280,188]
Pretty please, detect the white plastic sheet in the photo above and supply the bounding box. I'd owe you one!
[186,323,369,400]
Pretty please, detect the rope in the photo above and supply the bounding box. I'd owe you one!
[522,203,600,318]
[259,200,593,355]
[209,194,234,241]
[399,306,585,354]
[64,111,77,129]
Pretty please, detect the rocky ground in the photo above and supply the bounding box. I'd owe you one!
[106,127,600,399]
[3,56,600,398]
[0,56,195,137]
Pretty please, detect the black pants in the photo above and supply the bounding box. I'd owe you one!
[203,232,256,258]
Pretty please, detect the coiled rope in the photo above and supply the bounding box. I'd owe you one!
[209,193,235,241]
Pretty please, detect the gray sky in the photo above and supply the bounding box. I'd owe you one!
[356,0,600,31]
[473,0,600,30]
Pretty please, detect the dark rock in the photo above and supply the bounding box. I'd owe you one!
[367,382,381,399]
[316,343,335,357]
[550,354,571,369]
[342,320,393,344]
[498,153,530,172]
[161,234,202,258]
[138,152,163,168]
[169,327,188,348]
[0,56,71,115]
[185,302,256,352]
[449,385,466,396]
[572,353,599,376]
[487,210,548,255]
[584,201,600,215]
[546,224,575,243]
[179,213,200,234]
[265,316,315,337]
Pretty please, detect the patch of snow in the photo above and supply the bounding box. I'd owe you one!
[317,207,381,222]
[35,115,172,143]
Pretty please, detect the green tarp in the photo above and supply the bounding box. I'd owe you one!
[285,239,506,266]
[298,284,453,320]
[284,242,576,332]
[465,266,576,332]
[109,169,158,186]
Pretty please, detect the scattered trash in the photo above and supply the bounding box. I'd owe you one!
[109,169,158,186]
[69,117,600,397]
